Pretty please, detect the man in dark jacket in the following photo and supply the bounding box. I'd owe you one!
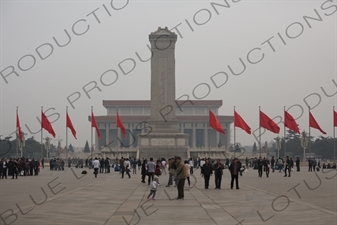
[12,159,18,179]
[229,158,240,190]
[296,157,300,171]
[201,158,213,189]
[213,159,225,189]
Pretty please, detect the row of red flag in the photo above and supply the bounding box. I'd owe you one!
[16,108,332,141]
[16,109,126,141]
[210,110,332,135]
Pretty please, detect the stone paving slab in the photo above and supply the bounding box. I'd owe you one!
[0,167,336,225]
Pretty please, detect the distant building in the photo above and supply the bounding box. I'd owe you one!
[89,100,233,151]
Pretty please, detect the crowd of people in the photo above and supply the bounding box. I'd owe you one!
[0,157,42,179]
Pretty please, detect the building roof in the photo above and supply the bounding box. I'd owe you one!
[102,100,223,108]
[88,115,233,123]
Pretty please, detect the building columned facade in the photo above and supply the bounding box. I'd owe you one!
[89,100,233,151]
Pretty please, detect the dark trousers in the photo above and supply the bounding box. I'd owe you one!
[34,167,38,176]
[186,176,190,186]
[133,167,137,174]
[29,167,33,176]
[126,170,131,178]
[258,167,263,177]
[215,174,222,188]
[204,175,210,188]
[141,174,146,182]
[284,166,291,176]
[167,173,173,186]
[94,168,98,178]
[100,166,104,173]
[12,170,18,179]
[148,172,154,184]
[271,164,275,172]
[297,165,300,171]
[177,179,185,199]
[231,174,239,189]
[308,165,312,171]
[190,167,194,174]
[1,168,7,179]
[265,168,269,177]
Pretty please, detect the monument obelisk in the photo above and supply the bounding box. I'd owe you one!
[138,27,189,159]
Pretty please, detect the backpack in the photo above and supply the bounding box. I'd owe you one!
[278,159,283,165]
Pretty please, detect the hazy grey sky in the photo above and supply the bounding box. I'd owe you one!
[0,0,336,148]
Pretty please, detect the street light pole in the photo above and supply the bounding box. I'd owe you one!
[301,131,308,162]
[275,136,281,158]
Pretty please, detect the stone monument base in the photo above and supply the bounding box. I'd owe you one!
[138,133,189,159]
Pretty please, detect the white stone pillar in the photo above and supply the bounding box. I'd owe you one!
[204,124,208,148]
[192,123,196,147]
[106,124,109,146]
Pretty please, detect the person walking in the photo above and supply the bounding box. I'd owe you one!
[123,158,131,178]
[11,159,18,179]
[132,158,137,174]
[257,157,263,177]
[184,160,190,187]
[277,157,284,173]
[264,158,270,178]
[229,158,240,190]
[296,157,300,172]
[284,156,291,177]
[147,158,156,185]
[141,159,147,183]
[161,159,167,175]
[2,158,8,179]
[201,158,213,189]
[213,159,224,189]
[92,157,100,178]
[147,176,159,200]
[271,157,275,173]
[174,157,186,200]
[166,158,174,187]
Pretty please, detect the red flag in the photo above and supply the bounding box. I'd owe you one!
[116,113,126,138]
[66,112,77,139]
[234,111,251,134]
[334,110,337,127]
[91,112,101,139]
[209,111,225,134]
[284,111,300,134]
[260,111,280,134]
[41,111,56,138]
[309,112,326,134]
[16,112,23,141]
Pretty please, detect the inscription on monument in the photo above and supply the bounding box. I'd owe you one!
[151,138,175,146]
[159,58,167,109]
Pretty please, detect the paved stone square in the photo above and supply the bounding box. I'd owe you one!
[0,166,336,225]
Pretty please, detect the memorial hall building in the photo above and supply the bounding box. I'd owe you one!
[90,100,233,150]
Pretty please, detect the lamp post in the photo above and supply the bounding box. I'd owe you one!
[44,137,50,159]
[275,136,281,158]
[300,131,308,162]
[17,133,26,157]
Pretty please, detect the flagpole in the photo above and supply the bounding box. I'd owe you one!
[16,106,19,158]
[234,106,236,158]
[41,106,43,160]
[66,106,68,160]
[259,106,261,157]
[332,106,336,163]
[283,106,287,158]
[208,105,211,158]
[309,107,311,158]
[116,106,119,160]
[91,106,93,156]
